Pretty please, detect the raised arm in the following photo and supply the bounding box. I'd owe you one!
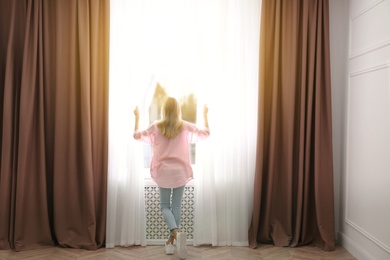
[134,106,140,131]
[203,105,209,128]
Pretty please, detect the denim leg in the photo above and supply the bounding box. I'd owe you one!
[159,186,185,235]
[171,186,185,230]
[160,187,178,231]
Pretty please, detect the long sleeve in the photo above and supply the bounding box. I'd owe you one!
[133,123,156,144]
[184,121,210,143]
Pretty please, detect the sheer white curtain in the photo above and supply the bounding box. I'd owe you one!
[107,0,261,247]
[106,0,151,247]
[193,1,261,246]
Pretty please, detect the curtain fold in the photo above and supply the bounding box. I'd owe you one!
[0,0,109,251]
[248,0,335,250]
[193,0,260,246]
[106,0,150,247]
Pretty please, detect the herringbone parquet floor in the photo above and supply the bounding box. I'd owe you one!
[0,244,356,260]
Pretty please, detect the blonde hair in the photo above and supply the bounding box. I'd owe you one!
[157,97,183,138]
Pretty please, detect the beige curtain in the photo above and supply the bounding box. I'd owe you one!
[0,0,109,251]
[249,0,335,250]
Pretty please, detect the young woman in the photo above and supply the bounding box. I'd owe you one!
[133,97,210,258]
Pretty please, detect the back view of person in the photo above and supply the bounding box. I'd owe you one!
[133,97,210,259]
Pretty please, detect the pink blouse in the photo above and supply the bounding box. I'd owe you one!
[133,121,210,188]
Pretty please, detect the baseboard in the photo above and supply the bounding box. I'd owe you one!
[338,232,376,260]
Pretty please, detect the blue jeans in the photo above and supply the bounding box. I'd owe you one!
[159,185,185,236]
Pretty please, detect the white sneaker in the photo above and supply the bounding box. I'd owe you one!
[176,232,187,259]
[165,243,174,255]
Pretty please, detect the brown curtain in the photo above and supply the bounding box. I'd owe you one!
[248,0,335,251]
[0,0,109,251]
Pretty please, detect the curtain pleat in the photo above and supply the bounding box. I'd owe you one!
[249,0,335,251]
[0,0,109,251]
[0,0,27,251]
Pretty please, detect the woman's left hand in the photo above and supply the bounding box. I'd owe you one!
[134,106,140,118]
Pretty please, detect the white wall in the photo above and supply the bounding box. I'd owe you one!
[329,1,390,260]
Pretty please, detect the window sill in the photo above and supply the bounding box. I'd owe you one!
[144,177,195,187]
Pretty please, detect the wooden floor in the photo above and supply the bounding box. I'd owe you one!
[0,244,356,260]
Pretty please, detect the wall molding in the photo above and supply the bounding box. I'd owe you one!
[345,218,390,254]
[351,0,384,21]
[349,62,390,77]
[346,62,390,254]
[338,232,376,260]
[349,39,390,60]
[343,1,390,259]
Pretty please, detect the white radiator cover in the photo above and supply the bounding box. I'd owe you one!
[144,183,195,245]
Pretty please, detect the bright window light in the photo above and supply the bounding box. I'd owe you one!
[110,0,220,179]
[109,0,260,181]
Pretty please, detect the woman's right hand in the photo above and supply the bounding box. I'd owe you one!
[203,105,208,116]
[203,105,209,128]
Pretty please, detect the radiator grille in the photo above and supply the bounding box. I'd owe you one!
[145,185,195,241]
